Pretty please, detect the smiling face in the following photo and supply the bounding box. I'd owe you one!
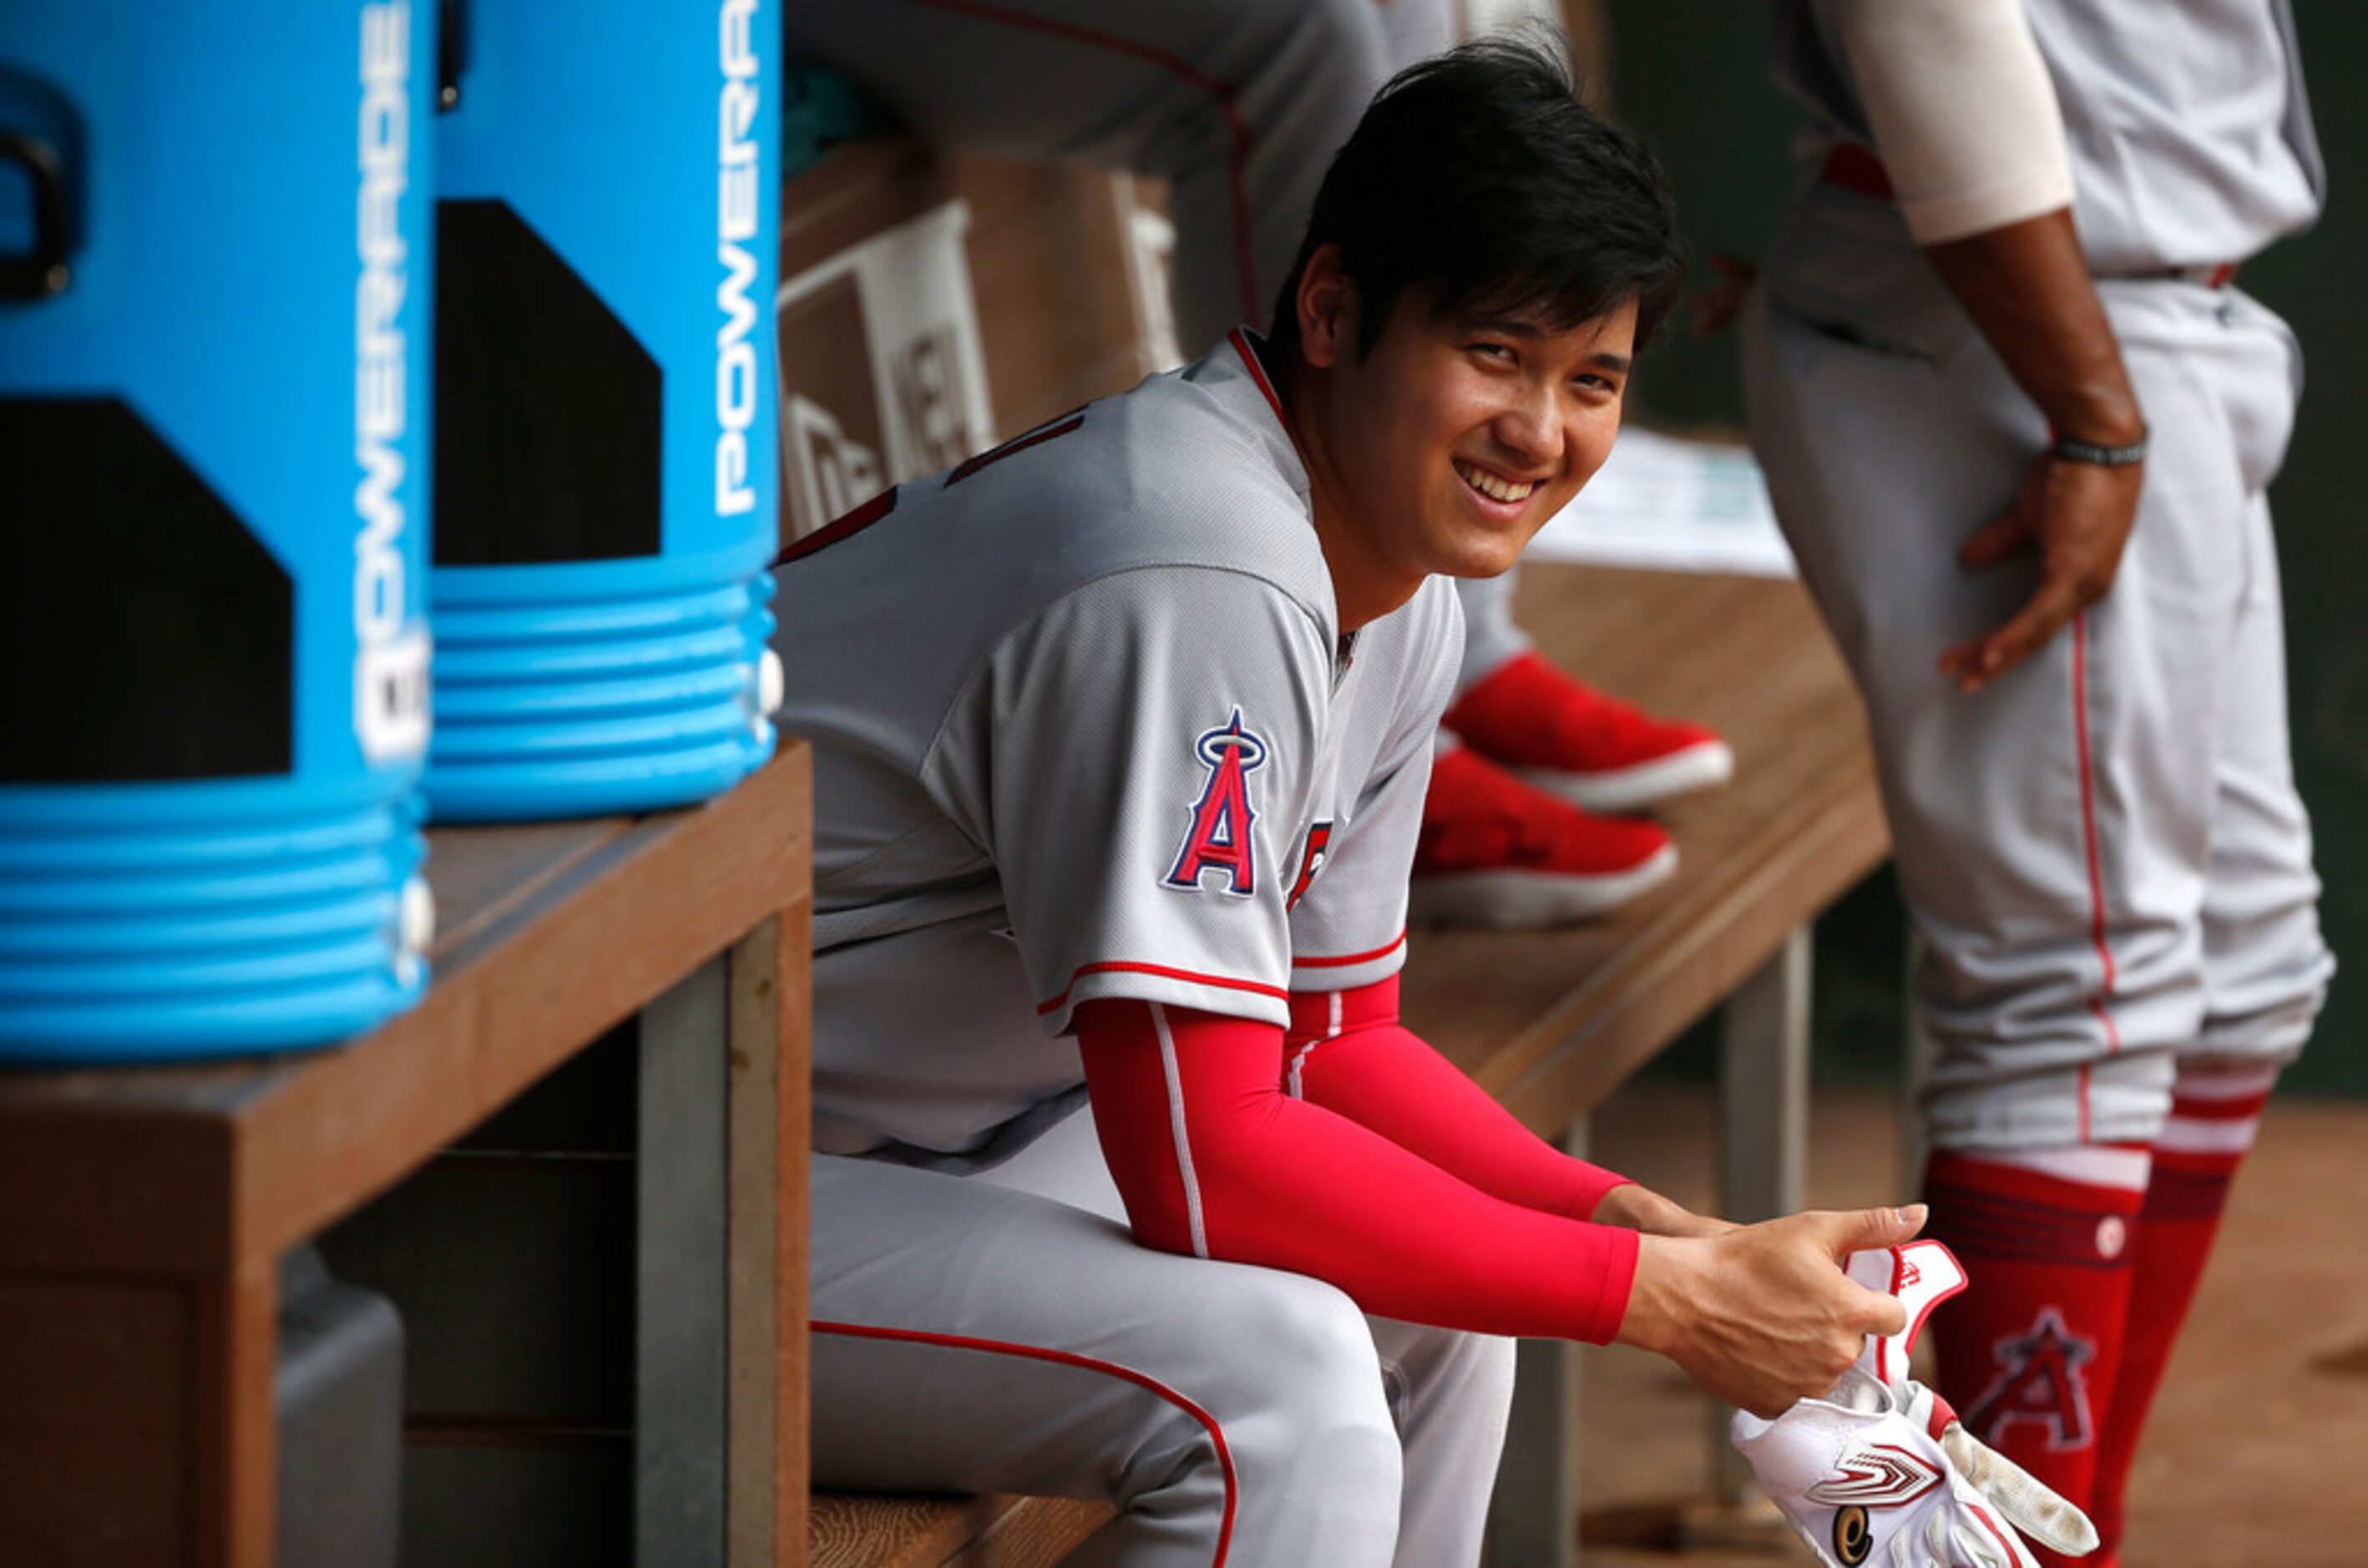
[1288,245,1638,628]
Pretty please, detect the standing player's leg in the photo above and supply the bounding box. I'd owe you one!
[2086,300,2333,1559]
[782,0,1392,356]
[1743,231,2266,1554]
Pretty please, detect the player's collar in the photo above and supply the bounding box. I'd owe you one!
[1227,326,1289,427]
[1207,326,1310,506]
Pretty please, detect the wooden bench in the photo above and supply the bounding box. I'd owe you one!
[805,562,1885,1566]
[0,746,814,1568]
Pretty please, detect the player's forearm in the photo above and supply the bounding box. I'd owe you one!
[1078,999,1638,1343]
[1827,0,2142,446]
[1286,978,1634,1221]
[1925,210,2144,448]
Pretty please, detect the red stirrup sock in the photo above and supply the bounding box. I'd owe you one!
[2087,1062,2277,1560]
[1922,1146,2148,1568]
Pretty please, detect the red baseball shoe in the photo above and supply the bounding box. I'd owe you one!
[1410,746,1677,928]
[1444,650,1733,813]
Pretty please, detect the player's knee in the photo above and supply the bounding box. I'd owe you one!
[2200,938,2333,1060]
[1217,1272,1399,1452]
[1254,0,1394,107]
[1434,1328,1516,1420]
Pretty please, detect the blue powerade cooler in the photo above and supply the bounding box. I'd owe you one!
[0,3,438,1061]
[428,0,784,821]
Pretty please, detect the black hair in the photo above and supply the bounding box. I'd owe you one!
[1267,34,1683,366]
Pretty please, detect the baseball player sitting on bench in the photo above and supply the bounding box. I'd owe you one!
[781,40,1935,1565]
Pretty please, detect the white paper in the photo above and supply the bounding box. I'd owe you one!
[1520,427,1796,579]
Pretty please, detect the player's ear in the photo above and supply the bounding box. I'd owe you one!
[1294,242,1357,372]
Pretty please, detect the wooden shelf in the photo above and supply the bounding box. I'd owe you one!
[0,743,813,1568]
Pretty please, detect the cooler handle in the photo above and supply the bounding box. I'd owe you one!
[439,0,467,110]
[0,131,69,300]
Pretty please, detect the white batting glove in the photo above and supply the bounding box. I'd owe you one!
[1727,1241,2101,1567]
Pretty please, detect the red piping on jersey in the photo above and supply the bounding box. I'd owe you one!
[813,1320,1237,1565]
[2071,613,2121,1142]
[944,412,1086,487]
[1819,142,1895,201]
[910,0,1260,321]
[1289,930,1407,969]
[1038,961,1290,1017]
[772,484,898,566]
[1228,327,1287,425]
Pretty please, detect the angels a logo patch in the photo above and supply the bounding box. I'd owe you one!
[1166,711,1267,898]
[1287,822,1333,911]
[1964,1305,2097,1452]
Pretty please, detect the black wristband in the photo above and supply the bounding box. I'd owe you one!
[2050,426,2148,467]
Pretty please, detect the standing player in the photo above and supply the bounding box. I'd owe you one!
[782,43,1925,1563]
[1744,3,2333,1561]
[782,0,1723,926]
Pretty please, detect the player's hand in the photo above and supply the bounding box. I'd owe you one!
[1591,1181,1738,1239]
[1619,1206,1925,1419]
[1938,452,2143,695]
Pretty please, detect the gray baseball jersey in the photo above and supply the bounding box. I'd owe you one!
[779,330,1460,1163]
[1773,0,2323,272]
[1749,0,2333,1148]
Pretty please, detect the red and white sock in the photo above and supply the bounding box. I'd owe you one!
[1922,1144,2150,1568]
[2087,1061,2278,1560]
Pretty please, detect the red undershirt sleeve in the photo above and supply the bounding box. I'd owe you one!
[1284,975,1635,1221]
[1075,997,1638,1344]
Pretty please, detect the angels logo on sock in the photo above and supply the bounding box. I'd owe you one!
[1166,711,1267,897]
[1287,822,1333,911]
[1964,1305,2097,1452]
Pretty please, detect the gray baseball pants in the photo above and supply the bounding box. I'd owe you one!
[811,1102,1515,1565]
[1743,184,2332,1150]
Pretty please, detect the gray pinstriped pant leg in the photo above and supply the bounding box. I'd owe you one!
[813,1104,1514,1565]
[1741,190,2330,1150]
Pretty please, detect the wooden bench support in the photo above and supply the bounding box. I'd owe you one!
[731,912,810,1568]
[639,955,732,1566]
[1710,927,1813,1504]
[1486,1119,1594,1568]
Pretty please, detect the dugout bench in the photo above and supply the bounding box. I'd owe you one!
[0,746,815,1568]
